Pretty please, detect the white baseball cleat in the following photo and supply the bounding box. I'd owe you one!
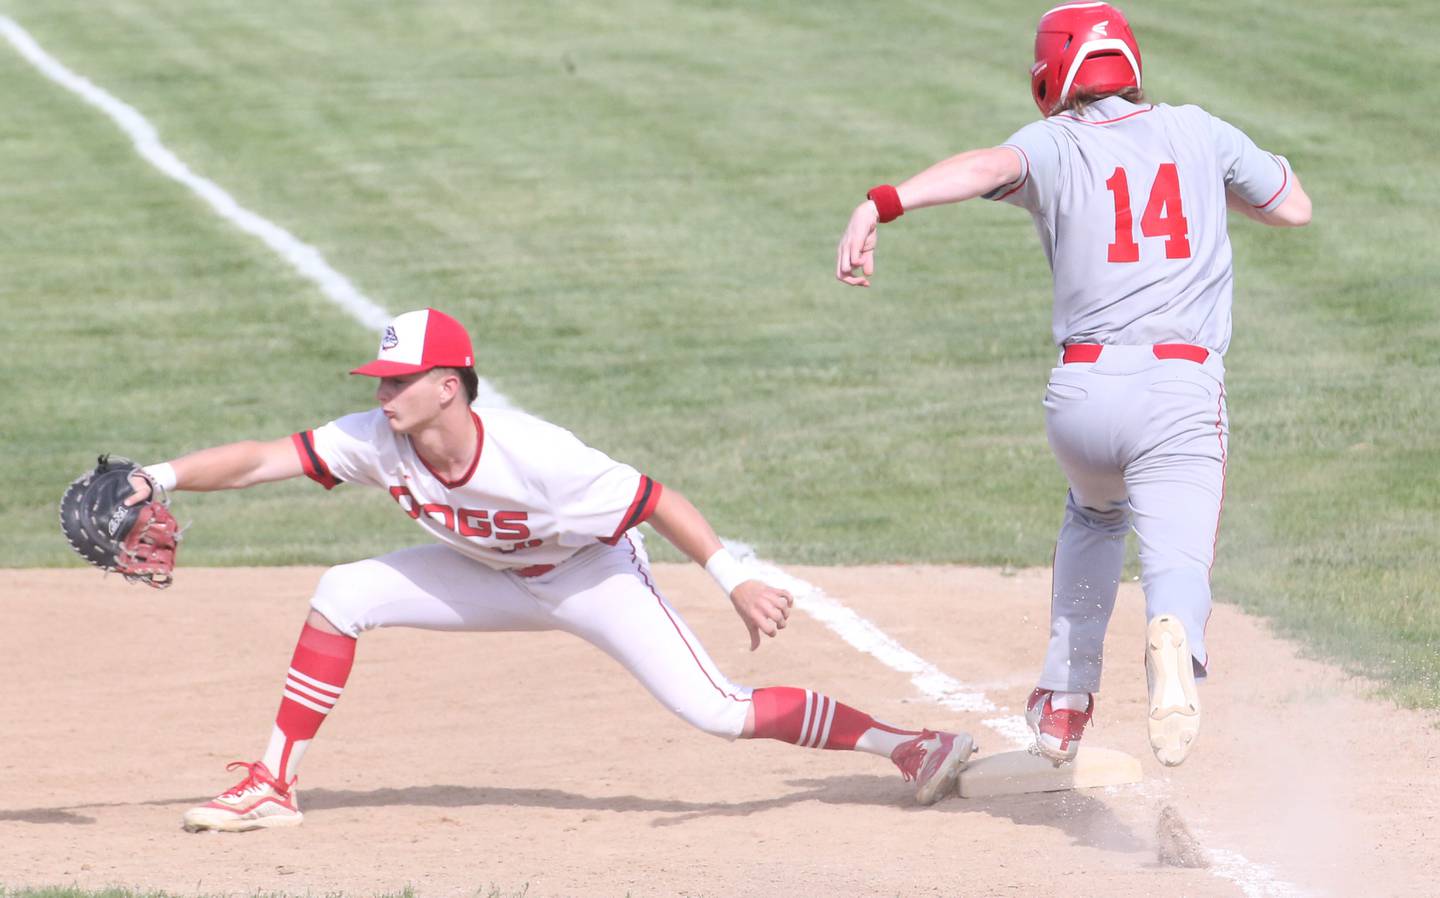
[183,761,303,832]
[891,730,977,805]
[1145,615,1201,767]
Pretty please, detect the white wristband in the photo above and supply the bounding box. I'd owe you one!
[704,548,751,597]
[142,462,178,493]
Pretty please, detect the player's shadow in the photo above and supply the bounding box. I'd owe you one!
[0,778,1144,855]
[299,774,1145,853]
[0,808,98,825]
[297,778,882,821]
[0,779,892,828]
[957,789,1149,854]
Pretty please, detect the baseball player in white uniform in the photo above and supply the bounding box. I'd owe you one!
[127,308,975,831]
[835,3,1310,767]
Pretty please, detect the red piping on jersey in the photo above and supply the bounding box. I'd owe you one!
[292,431,340,490]
[413,410,485,488]
[624,533,750,705]
[1055,104,1155,125]
[1209,384,1228,578]
[1253,154,1289,210]
[602,476,664,545]
[995,144,1031,201]
[1202,383,1226,674]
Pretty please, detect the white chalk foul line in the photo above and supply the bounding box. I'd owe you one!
[1208,849,1306,898]
[2,15,1305,896]
[722,540,1002,717]
[0,15,520,409]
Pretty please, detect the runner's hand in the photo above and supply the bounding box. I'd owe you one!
[836,201,880,286]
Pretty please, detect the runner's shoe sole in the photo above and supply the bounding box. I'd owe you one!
[1146,615,1201,767]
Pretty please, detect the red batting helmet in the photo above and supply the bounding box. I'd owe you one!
[1030,2,1142,116]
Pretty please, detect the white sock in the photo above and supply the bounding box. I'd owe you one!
[1050,690,1091,711]
[261,725,310,783]
[854,724,924,758]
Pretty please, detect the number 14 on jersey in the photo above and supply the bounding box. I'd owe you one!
[1106,163,1191,262]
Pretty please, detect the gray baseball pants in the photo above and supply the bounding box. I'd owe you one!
[1036,344,1228,693]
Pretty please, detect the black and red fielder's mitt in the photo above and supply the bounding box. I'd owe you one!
[59,455,181,588]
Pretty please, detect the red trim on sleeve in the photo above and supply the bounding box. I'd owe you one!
[601,476,663,545]
[1253,154,1289,210]
[292,431,340,490]
[994,145,1031,201]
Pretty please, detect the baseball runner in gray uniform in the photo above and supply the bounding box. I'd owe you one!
[835,2,1311,767]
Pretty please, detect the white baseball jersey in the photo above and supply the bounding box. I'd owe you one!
[985,96,1294,354]
[292,407,662,572]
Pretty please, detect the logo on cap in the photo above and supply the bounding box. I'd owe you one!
[381,326,399,350]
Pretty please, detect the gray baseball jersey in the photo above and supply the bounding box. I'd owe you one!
[985,96,1293,354]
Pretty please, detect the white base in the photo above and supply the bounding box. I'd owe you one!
[957,746,1142,798]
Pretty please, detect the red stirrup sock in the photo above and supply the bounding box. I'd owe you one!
[749,686,921,757]
[259,623,356,783]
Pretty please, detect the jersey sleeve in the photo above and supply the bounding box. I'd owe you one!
[536,427,664,547]
[292,410,387,490]
[982,120,1063,214]
[1206,111,1294,213]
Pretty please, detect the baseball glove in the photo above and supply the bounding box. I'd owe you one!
[59,455,181,588]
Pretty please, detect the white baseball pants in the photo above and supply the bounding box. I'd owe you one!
[1038,345,1228,693]
[309,532,754,738]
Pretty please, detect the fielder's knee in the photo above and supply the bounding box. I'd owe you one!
[669,694,750,741]
[308,562,374,639]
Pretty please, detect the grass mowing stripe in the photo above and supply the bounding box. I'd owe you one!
[0,16,388,331]
[0,14,514,416]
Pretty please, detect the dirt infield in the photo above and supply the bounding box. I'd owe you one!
[4,566,1437,897]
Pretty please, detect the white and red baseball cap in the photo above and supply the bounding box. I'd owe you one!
[351,308,474,377]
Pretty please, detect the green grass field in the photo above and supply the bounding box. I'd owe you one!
[2,0,1437,712]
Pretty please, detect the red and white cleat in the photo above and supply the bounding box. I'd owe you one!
[891,729,976,805]
[183,761,303,833]
[1025,688,1094,765]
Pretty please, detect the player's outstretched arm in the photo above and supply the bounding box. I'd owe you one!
[837,147,1023,287]
[646,486,794,651]
[126,437,305,505]
[1227,175,1312,227]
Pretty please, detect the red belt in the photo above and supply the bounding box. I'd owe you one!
[514,564,555,578]
[1062,343,1209,364]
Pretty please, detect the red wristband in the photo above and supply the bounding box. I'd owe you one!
[867,184,904,223]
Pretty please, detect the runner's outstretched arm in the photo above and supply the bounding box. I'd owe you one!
[836,147,1024,286]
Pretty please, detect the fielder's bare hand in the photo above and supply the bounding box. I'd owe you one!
[125,472,154,506]
[731,580,794,651]
[836,200,880,286]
